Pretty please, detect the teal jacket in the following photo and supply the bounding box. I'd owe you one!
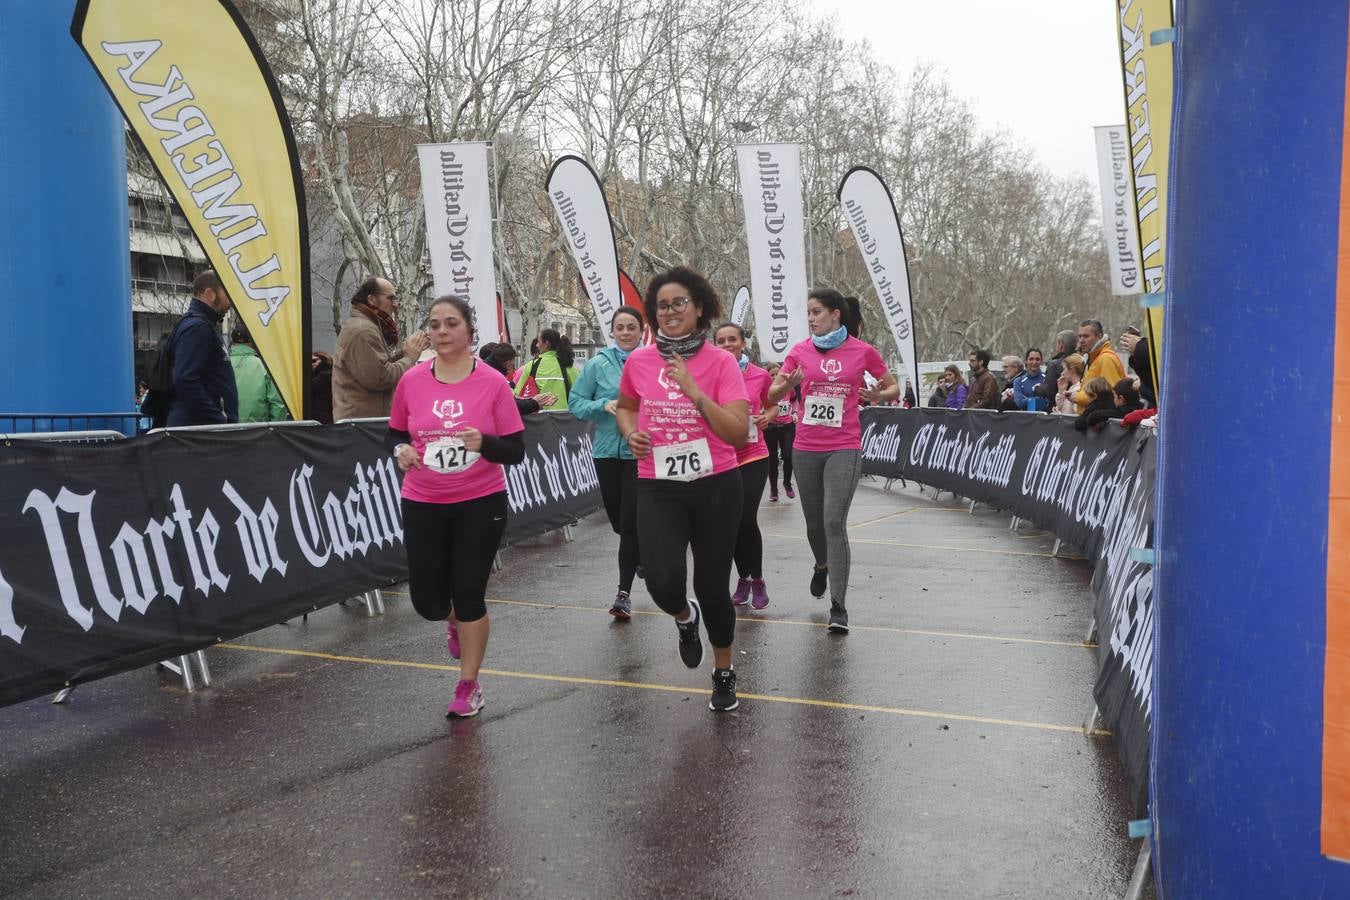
[515,349,580,411]
[229,344,288,423]
[568,346,633,460]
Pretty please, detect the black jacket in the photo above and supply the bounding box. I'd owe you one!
[1131,338,1156,408]
[166,298,239,427]
[1075,397,1143,432]
[1036,349,1071,407]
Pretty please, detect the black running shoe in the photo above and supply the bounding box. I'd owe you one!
[677,598,704,668]
[710,667,739,711]
[827,603,849,634]
[810,566,828,598]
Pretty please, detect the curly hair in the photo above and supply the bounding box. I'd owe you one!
[643,266,722,331]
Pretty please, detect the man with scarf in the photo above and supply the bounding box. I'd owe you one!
[332,277,429,420]
[1074,318,1126,413]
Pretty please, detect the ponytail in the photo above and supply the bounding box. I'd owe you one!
[843,296,862,338]
[539,327,574,369]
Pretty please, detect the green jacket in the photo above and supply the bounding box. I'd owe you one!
[568,346,633,459]
[515,349,580,411]
[229,344,289,423]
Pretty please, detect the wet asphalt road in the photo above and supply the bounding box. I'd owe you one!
[0,478,1142,898]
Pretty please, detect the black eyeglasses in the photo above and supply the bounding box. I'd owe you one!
[655,297,691,313]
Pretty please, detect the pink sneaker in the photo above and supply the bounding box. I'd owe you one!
[731,577,752,606]
[446,679,483,718]
[750,578,769,610]
[447,620,460,660]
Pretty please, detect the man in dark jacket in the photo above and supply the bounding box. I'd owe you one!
[1035,329,1076,410]
[166,270,238,427]
[964,349,1000,410]
[1118,330,1156,408]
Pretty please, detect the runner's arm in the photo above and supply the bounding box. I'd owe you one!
[479,431,525,464]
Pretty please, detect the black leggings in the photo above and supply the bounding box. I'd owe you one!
[765,424,795,490]
[636,468,742,648]
[734,458,769,579]
[594,456,640,592]
[402,492,508,623]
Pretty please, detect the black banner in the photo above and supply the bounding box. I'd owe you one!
[859,407,1154,812]
[860,408,1138,557]
[1090,429,1155,816]
[0,415,600,707]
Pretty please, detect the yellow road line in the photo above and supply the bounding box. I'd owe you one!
[217,642,1111,737]
[762,531,1072,560]
[848,507,920,529]
[379,591,1096,650]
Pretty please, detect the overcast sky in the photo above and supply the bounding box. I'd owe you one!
[814,0,1125,183]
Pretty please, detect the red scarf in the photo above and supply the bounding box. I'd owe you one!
[354,302,399,349]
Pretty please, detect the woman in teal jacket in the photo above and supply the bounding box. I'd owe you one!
[516,329,581,410]
[569,307,644,618]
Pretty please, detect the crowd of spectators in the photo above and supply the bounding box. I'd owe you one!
[921,318,1157,429]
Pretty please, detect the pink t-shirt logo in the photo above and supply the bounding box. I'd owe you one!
[655,366,682,398]
[820,358,843,377]
[433,398,465,425]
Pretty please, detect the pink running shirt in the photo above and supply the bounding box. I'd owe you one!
[780,336,888,452]
[737,362,771,465]
[389,360,525,504]
[619,343,749,480]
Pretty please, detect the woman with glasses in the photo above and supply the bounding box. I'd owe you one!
[388,295,524,718]
[714,322,775,611]
[569,305,646,619]
[616,267,749,712]
[766,289,898,634]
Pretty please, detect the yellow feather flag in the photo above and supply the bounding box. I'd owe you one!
[73,0,309,418]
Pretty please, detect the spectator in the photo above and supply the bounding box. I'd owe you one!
[481,342,546,415]
[229,322,288,423]
[1112,377,1144,414]
[942,364,968,409]
[1015,348,1048,411]
[165,270,238,427]
[964,349,1000,410]
[1117,329,1156,408]
[1076,319,1126,412]
[332,276,429,420]
[998,355,1024,411]
[516,328,580,411]
[1035,329,1077,410]
[902,379,917,409]
[1073,377,1116,431]
[310,352,334,424]
[927,374,948,407]
[1054,353,1086,415]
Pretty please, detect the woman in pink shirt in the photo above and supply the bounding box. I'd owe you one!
[388,296,525,718]
[714,322,775,611]
[767,290,898,633]
[616,267,750,712]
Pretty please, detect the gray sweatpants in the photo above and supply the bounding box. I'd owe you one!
[792,448,862,606]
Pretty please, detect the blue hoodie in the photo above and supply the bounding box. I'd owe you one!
[568,346,633,459]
